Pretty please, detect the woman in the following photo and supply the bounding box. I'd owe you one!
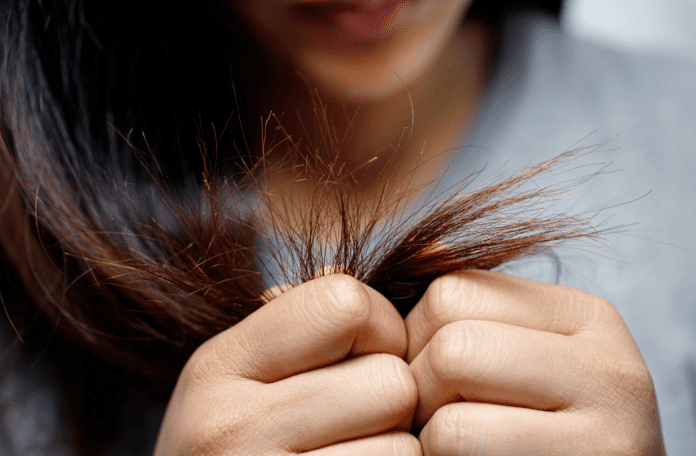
[1,0,694,454]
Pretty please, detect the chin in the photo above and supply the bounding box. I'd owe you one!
[296,49,432,103]
[305,72,413,102]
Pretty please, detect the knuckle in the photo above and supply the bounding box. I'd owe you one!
[427,322,471,383]
[182,340,225,388]
[423,274,468,325]
[592,295,618,317]
[389,432,423,456]
[370,354,419,414]
[310,273,372,327]
[428,321,491,384]
[422,404,474,453]
[611,360,655,404]
[585,295,624,329]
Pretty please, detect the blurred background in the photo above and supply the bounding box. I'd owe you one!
[564,0,696,57]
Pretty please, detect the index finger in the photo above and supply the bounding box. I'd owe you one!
[404,270,622,362]
[207,274,408,382]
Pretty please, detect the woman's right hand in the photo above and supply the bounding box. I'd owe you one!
[153,274,421,456]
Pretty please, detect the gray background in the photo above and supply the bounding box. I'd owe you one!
[565,0,696,57]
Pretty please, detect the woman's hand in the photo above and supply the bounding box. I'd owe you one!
[404,270,666,455]
[154,274,421,456]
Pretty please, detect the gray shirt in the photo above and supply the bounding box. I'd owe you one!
[2,10,695,456]
[441,12,696,455]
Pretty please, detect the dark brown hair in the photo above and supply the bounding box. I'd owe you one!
[1,88,614,380]
[2,0,610,453]
[0,108,615,454]
[0,0,573,375]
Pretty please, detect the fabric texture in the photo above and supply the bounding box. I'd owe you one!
[1,10,695,456]
[441,12,696,455]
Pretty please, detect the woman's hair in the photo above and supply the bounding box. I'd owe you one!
[470,0,563,23]
[0,0,571,372]
[1,0,606,451]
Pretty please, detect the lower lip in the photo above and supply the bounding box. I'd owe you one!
[336,2,402,39]
[296,1,405,40]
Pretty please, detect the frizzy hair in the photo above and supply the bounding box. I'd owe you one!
[0,2,626,455]
[1,93,616,384]
[0,0,604,385]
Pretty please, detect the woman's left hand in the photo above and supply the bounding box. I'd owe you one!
[405,270,666,455]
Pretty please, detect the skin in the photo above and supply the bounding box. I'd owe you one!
[224,0,494,199]
[155,0,667,454]
[154,273,665,455]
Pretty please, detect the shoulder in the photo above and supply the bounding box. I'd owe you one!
[472,11,696,157]
[472,14,696,456]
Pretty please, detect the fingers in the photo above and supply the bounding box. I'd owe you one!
[419,402,583,456]
[403,271,664,456]
[201,274,407,382]
[404,270,630,362]
[269,354,418,451]
[172,354,419,456]
[303,432,422,456]
[419,401,663,456]
[160,276,417,456]
[409,320,595,429]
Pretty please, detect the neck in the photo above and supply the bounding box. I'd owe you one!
[251,19,497,206]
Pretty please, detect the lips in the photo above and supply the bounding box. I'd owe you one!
[294,0,397,11]
[337,2,400,38]
[294,0,405,40]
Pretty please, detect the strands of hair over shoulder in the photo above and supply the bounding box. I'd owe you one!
[0,0,597,384]
[0,2,604,454]
[2,79,618,383]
